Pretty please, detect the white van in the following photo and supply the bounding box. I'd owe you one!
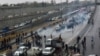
[46,38,52,46]
[0,54,6,56]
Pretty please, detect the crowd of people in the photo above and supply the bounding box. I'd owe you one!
[0,37,12,51]
[66,36,87,56]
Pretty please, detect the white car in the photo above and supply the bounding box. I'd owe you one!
[46,38,52,46]
[14,46,28,56]
[18,46,28,50]
[8,15,13,18]
[42,47,55,55]
[14,50,23,56]
[88,54,97,56]
[0,54,6,56]
[19,23,26,27]
[38,17,42,20]
[25,21,31,24]
[32,19,37,22]
[14,25,19,28]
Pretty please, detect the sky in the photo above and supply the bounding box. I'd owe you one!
[0,0,84,4]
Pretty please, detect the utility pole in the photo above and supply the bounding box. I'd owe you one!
[76,0,79,8]
[42,36,45,50]
[66,0,68,4]
[66,0,69,14]
[61,0,63,18]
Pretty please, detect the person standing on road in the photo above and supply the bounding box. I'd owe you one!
[98,28,100,38]
[51,34,52,39]
[84,37,86,47]
[82,40,85,49]
[44,35,46,43]
[65,44,68,53]
[77,36,80,44]
[31,31,33,37]
[91,36,94,48]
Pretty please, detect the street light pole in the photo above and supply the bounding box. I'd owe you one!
[42,35,45,50]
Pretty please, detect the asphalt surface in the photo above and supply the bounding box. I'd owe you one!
[80,4,100,56]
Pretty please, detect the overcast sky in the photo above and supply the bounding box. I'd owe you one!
[0,0,84,4]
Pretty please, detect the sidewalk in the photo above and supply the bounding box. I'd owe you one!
[79,5,100,56]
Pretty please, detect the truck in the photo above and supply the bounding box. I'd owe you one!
[45,37,65,56]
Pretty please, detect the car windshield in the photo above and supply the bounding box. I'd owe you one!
[46,40,51,43]
[17,48,23,51]
[17,49,22,51]
[44,49,51,52]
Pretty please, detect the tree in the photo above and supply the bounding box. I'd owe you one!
[51,0,56,5]
[33,1,39,7]
[2,4,9,7]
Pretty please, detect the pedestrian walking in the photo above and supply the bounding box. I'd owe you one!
[77,36,80,44]
[91,36,94,42]
[84,37,86,47]
[81,40,85,49]
[51,34,52,39]
[76,47,80,53]
[98,28,100,38]
[59,34,62,41]
[99,31,100,38]
[73,46,77,53]
[65,44,68,53]
[31,31,33,37]
[44,35,46,42]
[91,36,94,48]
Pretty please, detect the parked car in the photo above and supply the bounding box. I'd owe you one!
[8,15,13,18]
[45,38,53,47]
[25,21,31,24]
[0,54,6,56]
[32,19,37,22]
[14,25,19,28]
[88,54,97,56]
[42,47,55,56]
[14,46,28,56]
[19,43,27,47]
[19,23,26,27]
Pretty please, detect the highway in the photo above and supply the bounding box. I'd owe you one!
[0,2,96,56]
[0,7,88,54]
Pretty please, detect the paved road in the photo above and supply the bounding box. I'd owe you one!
[80,5,100,56]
